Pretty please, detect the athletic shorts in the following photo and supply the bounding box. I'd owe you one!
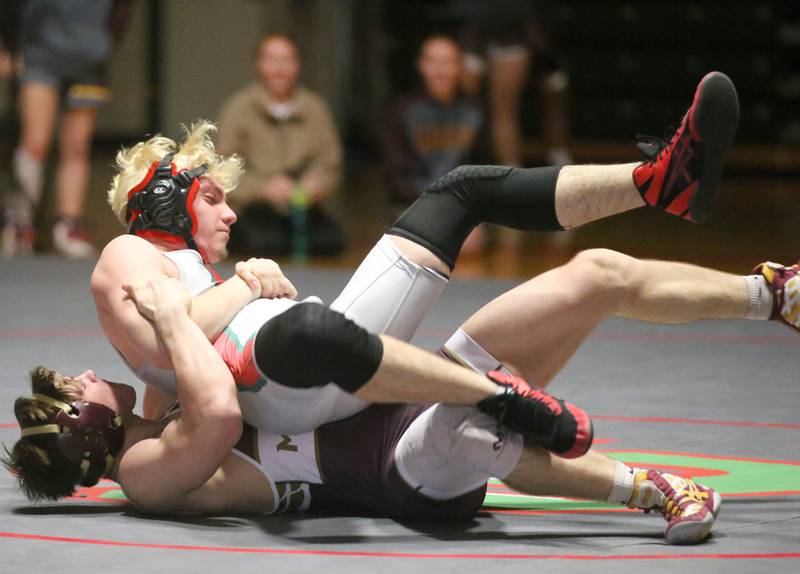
[311,403,487,520]
[20,54,110,108]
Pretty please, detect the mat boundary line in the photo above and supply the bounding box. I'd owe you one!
[1,531,799,560]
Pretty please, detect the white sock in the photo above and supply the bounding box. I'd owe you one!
[745,274,774,320]
[606,461,637,505]
[12,148,44,205]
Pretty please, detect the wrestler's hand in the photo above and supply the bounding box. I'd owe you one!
[122,276,192,322]
[235,257,297,300]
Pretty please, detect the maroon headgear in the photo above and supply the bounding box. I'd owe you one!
[20,394,125,487]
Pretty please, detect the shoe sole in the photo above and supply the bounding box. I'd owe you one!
[708,489,722,519]
[690,71,740,223]
[665,490,721,545]
[665,510,715,545]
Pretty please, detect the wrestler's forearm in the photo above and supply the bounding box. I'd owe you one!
[354,335,495,404]
[154,305,241,422]
[189,276,256,342]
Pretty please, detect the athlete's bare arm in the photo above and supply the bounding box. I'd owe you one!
[91,235,272,419]
[91,235,259,369]
[115,277,247,513]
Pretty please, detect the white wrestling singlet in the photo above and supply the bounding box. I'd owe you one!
[128,236,448,434]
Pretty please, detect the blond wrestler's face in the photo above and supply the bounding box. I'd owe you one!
[191,177,237,264]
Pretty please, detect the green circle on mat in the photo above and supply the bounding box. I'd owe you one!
[482,451,800,511]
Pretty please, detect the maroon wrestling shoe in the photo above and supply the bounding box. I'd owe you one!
[628,469,721,545]
[753,262,800,332]
[477,371,593,459]
[633,71,739,223]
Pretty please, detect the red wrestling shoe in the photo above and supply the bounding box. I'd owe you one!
[53,219,96,259]
[753,262,800,332]
[477,371,593,459]
[633,71,739,223]
[628,469,721,545]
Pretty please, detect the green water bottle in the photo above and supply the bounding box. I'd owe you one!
[291,184,309,262]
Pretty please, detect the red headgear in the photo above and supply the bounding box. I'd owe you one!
[125,153,208,256]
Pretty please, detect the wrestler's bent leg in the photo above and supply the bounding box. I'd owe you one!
[395,405,720,544]
[449,249,750,387]
[330,235,448,342]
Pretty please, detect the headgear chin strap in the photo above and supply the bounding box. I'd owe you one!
[125,152,209,255]
[20,394,125,487]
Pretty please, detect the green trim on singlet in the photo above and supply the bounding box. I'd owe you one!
[221,326,246,353]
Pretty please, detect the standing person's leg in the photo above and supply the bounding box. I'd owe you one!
[52,104,98,257]
[55,106,97,221]
[17,82,59,162]
[51,78,108,258]
[2,80,59,256]
[444,248,757,388]
[487,46,529,250]
[487,47,529,167]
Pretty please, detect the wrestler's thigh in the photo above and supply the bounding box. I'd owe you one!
[394,404,523,500]
[330,235,447,341]
[458,262,622,386]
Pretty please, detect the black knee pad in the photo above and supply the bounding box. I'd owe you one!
[389,165,564,269]
[253,303,384,393]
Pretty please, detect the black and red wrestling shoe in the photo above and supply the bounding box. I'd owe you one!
[477,370,593,459]
[633,71,739,224]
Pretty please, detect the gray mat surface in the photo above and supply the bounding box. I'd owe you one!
[1,257,798,573]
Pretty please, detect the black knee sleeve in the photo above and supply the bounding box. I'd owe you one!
[389,165,564,269]
[253,303,384,393]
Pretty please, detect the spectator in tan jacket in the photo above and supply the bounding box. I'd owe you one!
[217,34,345,257]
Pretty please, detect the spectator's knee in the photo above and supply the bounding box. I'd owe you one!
[21,140,49,161]
[60,139,91,162]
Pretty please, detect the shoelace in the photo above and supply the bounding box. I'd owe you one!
[489,371,564,416]
[522,388,563,416]
[661,482,709,518]
[635,126,676,163]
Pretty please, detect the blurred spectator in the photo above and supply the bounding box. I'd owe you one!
[455,0,572,167]
[217,34,345,258]
[381,35,483,211]
[0,0,136,258]
[381,34,486,253]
